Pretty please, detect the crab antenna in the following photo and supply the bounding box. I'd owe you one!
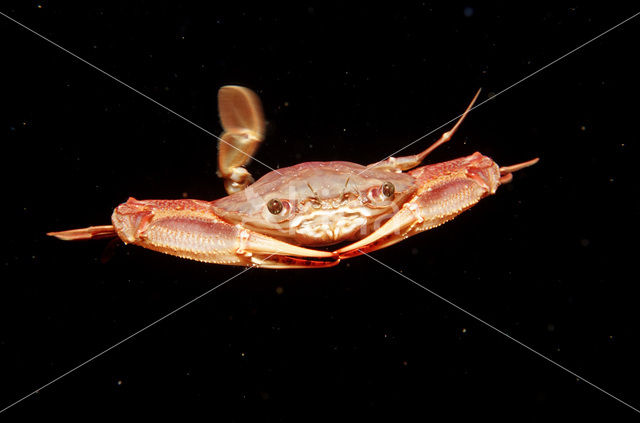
[499,157,539,184]
[340,176,351,197]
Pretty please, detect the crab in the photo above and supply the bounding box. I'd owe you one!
[48,85,538,268]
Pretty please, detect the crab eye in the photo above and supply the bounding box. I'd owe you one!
[382,182,395,198]
[267,198,283,215]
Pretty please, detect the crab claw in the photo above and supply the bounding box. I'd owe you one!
[337,153,534,259]
[48,225,117,241]
[110,198,338,268]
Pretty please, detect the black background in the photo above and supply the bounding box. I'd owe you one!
[1,2,639,421]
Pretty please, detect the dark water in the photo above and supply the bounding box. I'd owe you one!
[1,3,639,420]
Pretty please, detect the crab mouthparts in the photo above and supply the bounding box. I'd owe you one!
[289,205,381,245]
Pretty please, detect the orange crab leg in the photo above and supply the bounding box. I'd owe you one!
[366,89,481,171]
[336,153,538,259]
[49,198,339,269]
[48,225,116,240]
[216,86,266,194]
[499,157,539,183]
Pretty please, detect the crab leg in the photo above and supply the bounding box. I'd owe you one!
[49,198,338,269]
[366,89,481,172]
[499,158,539,183]
[217,86,266,195]
[48,225,116,240]
[337,153,538,259]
